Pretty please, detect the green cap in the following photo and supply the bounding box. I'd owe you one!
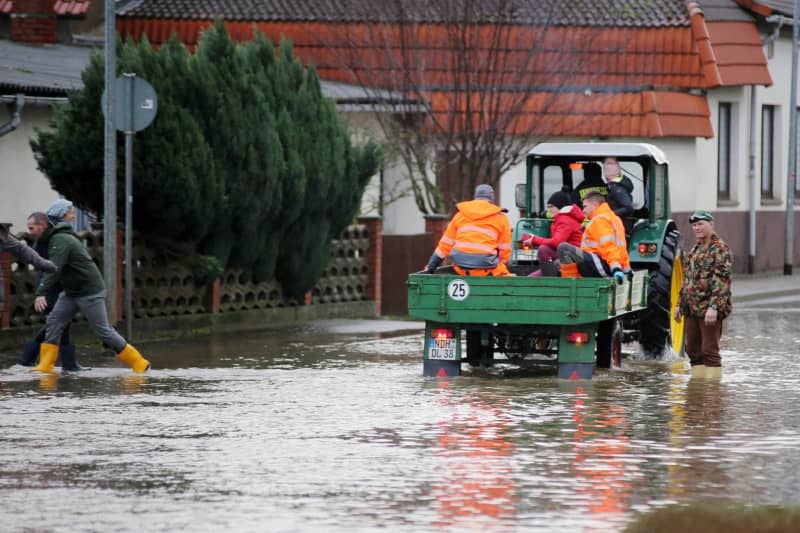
[689,210,714,223]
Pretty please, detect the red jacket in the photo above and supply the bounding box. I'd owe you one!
[531,204,584,248]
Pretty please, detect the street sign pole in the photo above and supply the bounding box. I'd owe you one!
[102,73,158,341]
[103,0,117,322]
[124,73,135,340]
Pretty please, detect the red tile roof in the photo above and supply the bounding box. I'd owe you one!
[117,0,691,27]
[426,90,712,138]
[54,1,91,16]
[0,0,90,16]
[115,0,771,139]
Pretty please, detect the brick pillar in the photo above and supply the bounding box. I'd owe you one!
[0,249,11,329]
[204,278,221,314]
[425,214,450,247]
[358,216,382,316]
[11,0,57,44]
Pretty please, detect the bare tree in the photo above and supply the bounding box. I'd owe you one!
[313,0,615,214]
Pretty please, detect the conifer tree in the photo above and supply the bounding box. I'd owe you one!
[31,21,380,296]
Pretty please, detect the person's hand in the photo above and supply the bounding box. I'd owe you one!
[612,268,625,285]
[674,306,682,322]
[704,307,718,325]
[34,296,48,313]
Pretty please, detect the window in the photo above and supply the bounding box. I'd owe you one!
[761,105,776,199]
[717,103,732,200]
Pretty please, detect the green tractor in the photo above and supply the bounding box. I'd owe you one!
[407,142,684,379]
[517,143,684,359]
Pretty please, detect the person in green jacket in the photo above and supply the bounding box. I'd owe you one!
[32,199,151,374]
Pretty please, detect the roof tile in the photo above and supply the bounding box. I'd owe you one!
[117,0,691,27]
[53,1,91,16]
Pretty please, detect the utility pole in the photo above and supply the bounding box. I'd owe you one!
[103,0,118,320]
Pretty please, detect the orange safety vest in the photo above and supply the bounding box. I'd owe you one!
[434,199,512,275]
[581,202,630,272]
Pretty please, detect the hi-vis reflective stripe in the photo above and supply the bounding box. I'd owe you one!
[457,225,499,240]
[498,242,512,250]
[440,235,455,245]
[583,213,625,248]
[454,240,497,253]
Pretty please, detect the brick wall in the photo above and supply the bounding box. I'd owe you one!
[358,216,382,316]
[425,214,450,247]
[11,0,56,44]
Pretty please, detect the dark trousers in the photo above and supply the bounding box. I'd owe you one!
[557,243,611,277]
[34,323,71,346]
[685,316,723,367]
[537,244,558,263]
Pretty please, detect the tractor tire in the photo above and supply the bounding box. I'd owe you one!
[466,330,494,367]
[596,318,622,369]
[639,229,685,358]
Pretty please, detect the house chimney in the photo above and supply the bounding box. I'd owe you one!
[11,0,57,44]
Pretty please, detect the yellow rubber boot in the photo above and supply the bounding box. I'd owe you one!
[33,343,59,373]
[705,366,723,380]
[690,364,706,378]
[561,263,580,279]
[116,344,151,373]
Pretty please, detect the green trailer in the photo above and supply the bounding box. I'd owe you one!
[409,270,648,379]
[408,142,685,379]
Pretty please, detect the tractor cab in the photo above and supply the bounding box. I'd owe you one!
[514,143,683,357]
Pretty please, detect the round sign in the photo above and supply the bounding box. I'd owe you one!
[447,278,470,301]
[101,74,158,133]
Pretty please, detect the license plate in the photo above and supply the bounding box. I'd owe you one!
[516,249,537,261]
[428,338,457,360]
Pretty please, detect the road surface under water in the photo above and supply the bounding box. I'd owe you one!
[1,307,799,532]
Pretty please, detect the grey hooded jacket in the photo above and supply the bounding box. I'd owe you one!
[0,224,57,309]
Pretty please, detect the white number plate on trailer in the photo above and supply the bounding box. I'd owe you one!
[428,338,458,360]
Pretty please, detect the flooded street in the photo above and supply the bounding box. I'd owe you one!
[2,304,800,532]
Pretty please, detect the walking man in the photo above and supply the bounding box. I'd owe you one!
[32,199,151,373]
[675,210,732,379]
[19,208,83,370]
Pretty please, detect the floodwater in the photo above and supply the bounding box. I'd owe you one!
[1,305,800,532]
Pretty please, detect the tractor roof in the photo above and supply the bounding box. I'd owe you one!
[528,143,668,164]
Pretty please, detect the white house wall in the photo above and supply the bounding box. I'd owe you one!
[0,105,60,231]
[759,34,795,212]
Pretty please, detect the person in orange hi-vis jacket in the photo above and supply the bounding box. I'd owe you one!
[557,191,631,283]
[424,184,512,277]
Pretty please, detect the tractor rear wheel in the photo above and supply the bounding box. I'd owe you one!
[466,330,494,367]
[596,318,622,369]
[639,229,685,358]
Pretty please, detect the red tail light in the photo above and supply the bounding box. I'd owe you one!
[566,331,590,344]
[431,328,454,339]
[638,242,658,256]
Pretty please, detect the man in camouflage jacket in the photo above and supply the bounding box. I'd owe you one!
[675,210,732,378]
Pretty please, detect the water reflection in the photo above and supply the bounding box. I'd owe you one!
[1,313,800,531]
[569,383,632,517]
[430,380,516,529]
